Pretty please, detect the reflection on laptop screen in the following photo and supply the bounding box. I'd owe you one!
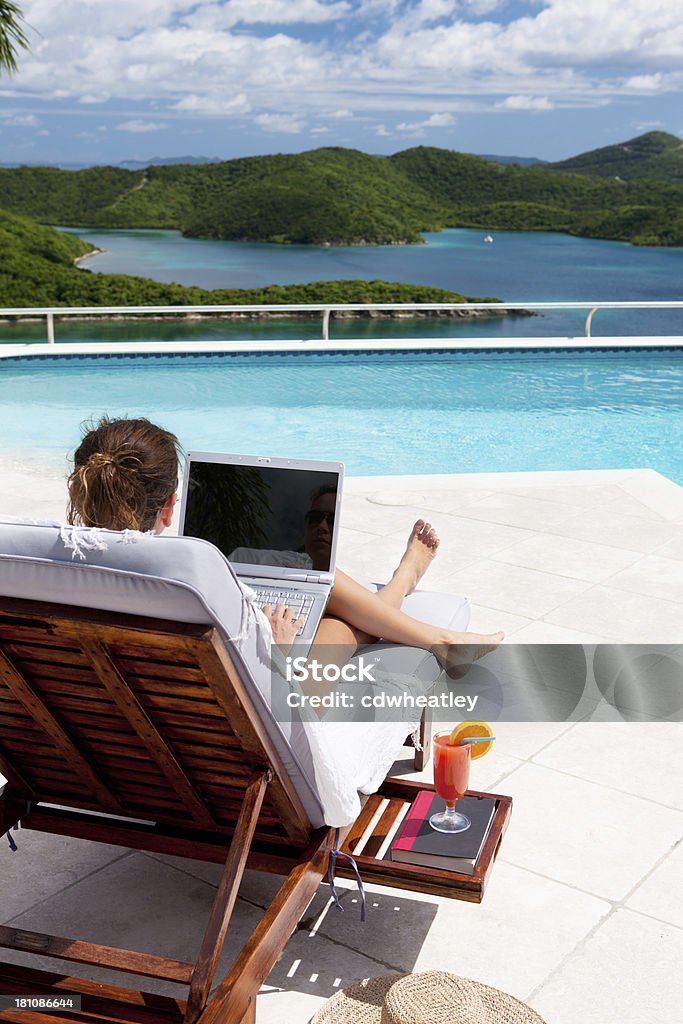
[182,461,340,572]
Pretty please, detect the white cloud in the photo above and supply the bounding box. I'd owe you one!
[412,1,458,27]
[3,114,39,126]
[174,93,251,115]
[355,1,402,16]
[9,0,683,136]
[22,1,193,40]
[15,7,326,108]
[255,112,306,133]
[623,73,663,91]
[464,0,504,13]
[115,120,166,133]
[311,126,332,133]
[396,111,455,131]
[184,0,351,30]
[497,95,554,111]
[375,124,392,136]
[372,1,683,92]
[423,112,455,126]
[239,0,350,21]
[389,0,502,32]
[634,119,665,131]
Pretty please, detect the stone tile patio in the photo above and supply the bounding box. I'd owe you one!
[338,467,683,644]
[1,465,682,1023]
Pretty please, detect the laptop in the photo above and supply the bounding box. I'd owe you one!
[178,451,344,650]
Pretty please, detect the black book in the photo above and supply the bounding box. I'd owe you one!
[389,791,497,875]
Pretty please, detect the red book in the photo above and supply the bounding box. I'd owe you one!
[389,790,496,875]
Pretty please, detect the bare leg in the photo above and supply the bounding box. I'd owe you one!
[264,544,503,683]
[377,519,440,610]
[313,615,363,647]
[325,519,441,645]
[267,519,466,652]
[328,569,503,670]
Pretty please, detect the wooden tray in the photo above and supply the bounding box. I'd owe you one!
[338,777,512,904]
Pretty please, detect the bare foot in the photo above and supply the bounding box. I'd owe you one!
[262,603,305,650]
[393,519,440,596]
[433,630,504,680]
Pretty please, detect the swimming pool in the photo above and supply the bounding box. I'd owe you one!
[1,348,682,483]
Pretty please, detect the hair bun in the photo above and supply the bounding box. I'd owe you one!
[87,451,115,469]
[68,417,180,532]
[87,449,141,471]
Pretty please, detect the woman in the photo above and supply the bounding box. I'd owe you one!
[67,416,503,668]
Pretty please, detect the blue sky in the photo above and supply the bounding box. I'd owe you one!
[1,0,681,165]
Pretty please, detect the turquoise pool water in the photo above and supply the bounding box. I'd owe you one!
[1,348,682,482]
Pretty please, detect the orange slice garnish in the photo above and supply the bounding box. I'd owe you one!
[448,720,495,759]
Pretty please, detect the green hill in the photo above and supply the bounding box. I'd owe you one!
[389,145,683,244]
[0,209,497,311]
[0,165,140,223]
[0,140,682,247]
[0,150,446,245]
[549,131,683,183]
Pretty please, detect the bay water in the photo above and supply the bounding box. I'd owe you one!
[22,226,681,342]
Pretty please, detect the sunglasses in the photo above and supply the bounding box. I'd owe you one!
[306,509,335,527]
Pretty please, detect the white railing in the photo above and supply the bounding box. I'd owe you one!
[0,300,682,345]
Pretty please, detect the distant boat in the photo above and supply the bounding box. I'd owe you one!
[483,234,494,244]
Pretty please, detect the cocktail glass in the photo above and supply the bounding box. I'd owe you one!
[430,731,471,833]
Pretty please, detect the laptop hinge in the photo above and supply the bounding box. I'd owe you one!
[244,571,333,585]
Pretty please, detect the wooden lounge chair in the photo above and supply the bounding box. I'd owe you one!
[0,524,511,1024]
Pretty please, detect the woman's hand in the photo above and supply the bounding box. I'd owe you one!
[262,603,306,650]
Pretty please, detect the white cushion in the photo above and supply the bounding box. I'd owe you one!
[0,522,470,827]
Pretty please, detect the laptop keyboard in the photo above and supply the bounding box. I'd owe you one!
[252,587,316,637]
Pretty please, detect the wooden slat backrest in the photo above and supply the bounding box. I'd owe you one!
[0,597,312,846]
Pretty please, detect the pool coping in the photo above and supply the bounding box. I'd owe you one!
[1,335,683,360]
[343,467,683,521]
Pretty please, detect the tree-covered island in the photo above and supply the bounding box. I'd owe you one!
[1,132,682,249]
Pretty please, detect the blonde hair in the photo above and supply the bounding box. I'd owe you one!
[67,417,181,532]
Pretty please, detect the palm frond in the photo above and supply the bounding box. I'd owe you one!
[0,1,30,75]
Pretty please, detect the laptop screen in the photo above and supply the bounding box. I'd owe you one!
[180,456,342,574]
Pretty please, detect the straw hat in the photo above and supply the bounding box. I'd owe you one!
[310,971,547,1024]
